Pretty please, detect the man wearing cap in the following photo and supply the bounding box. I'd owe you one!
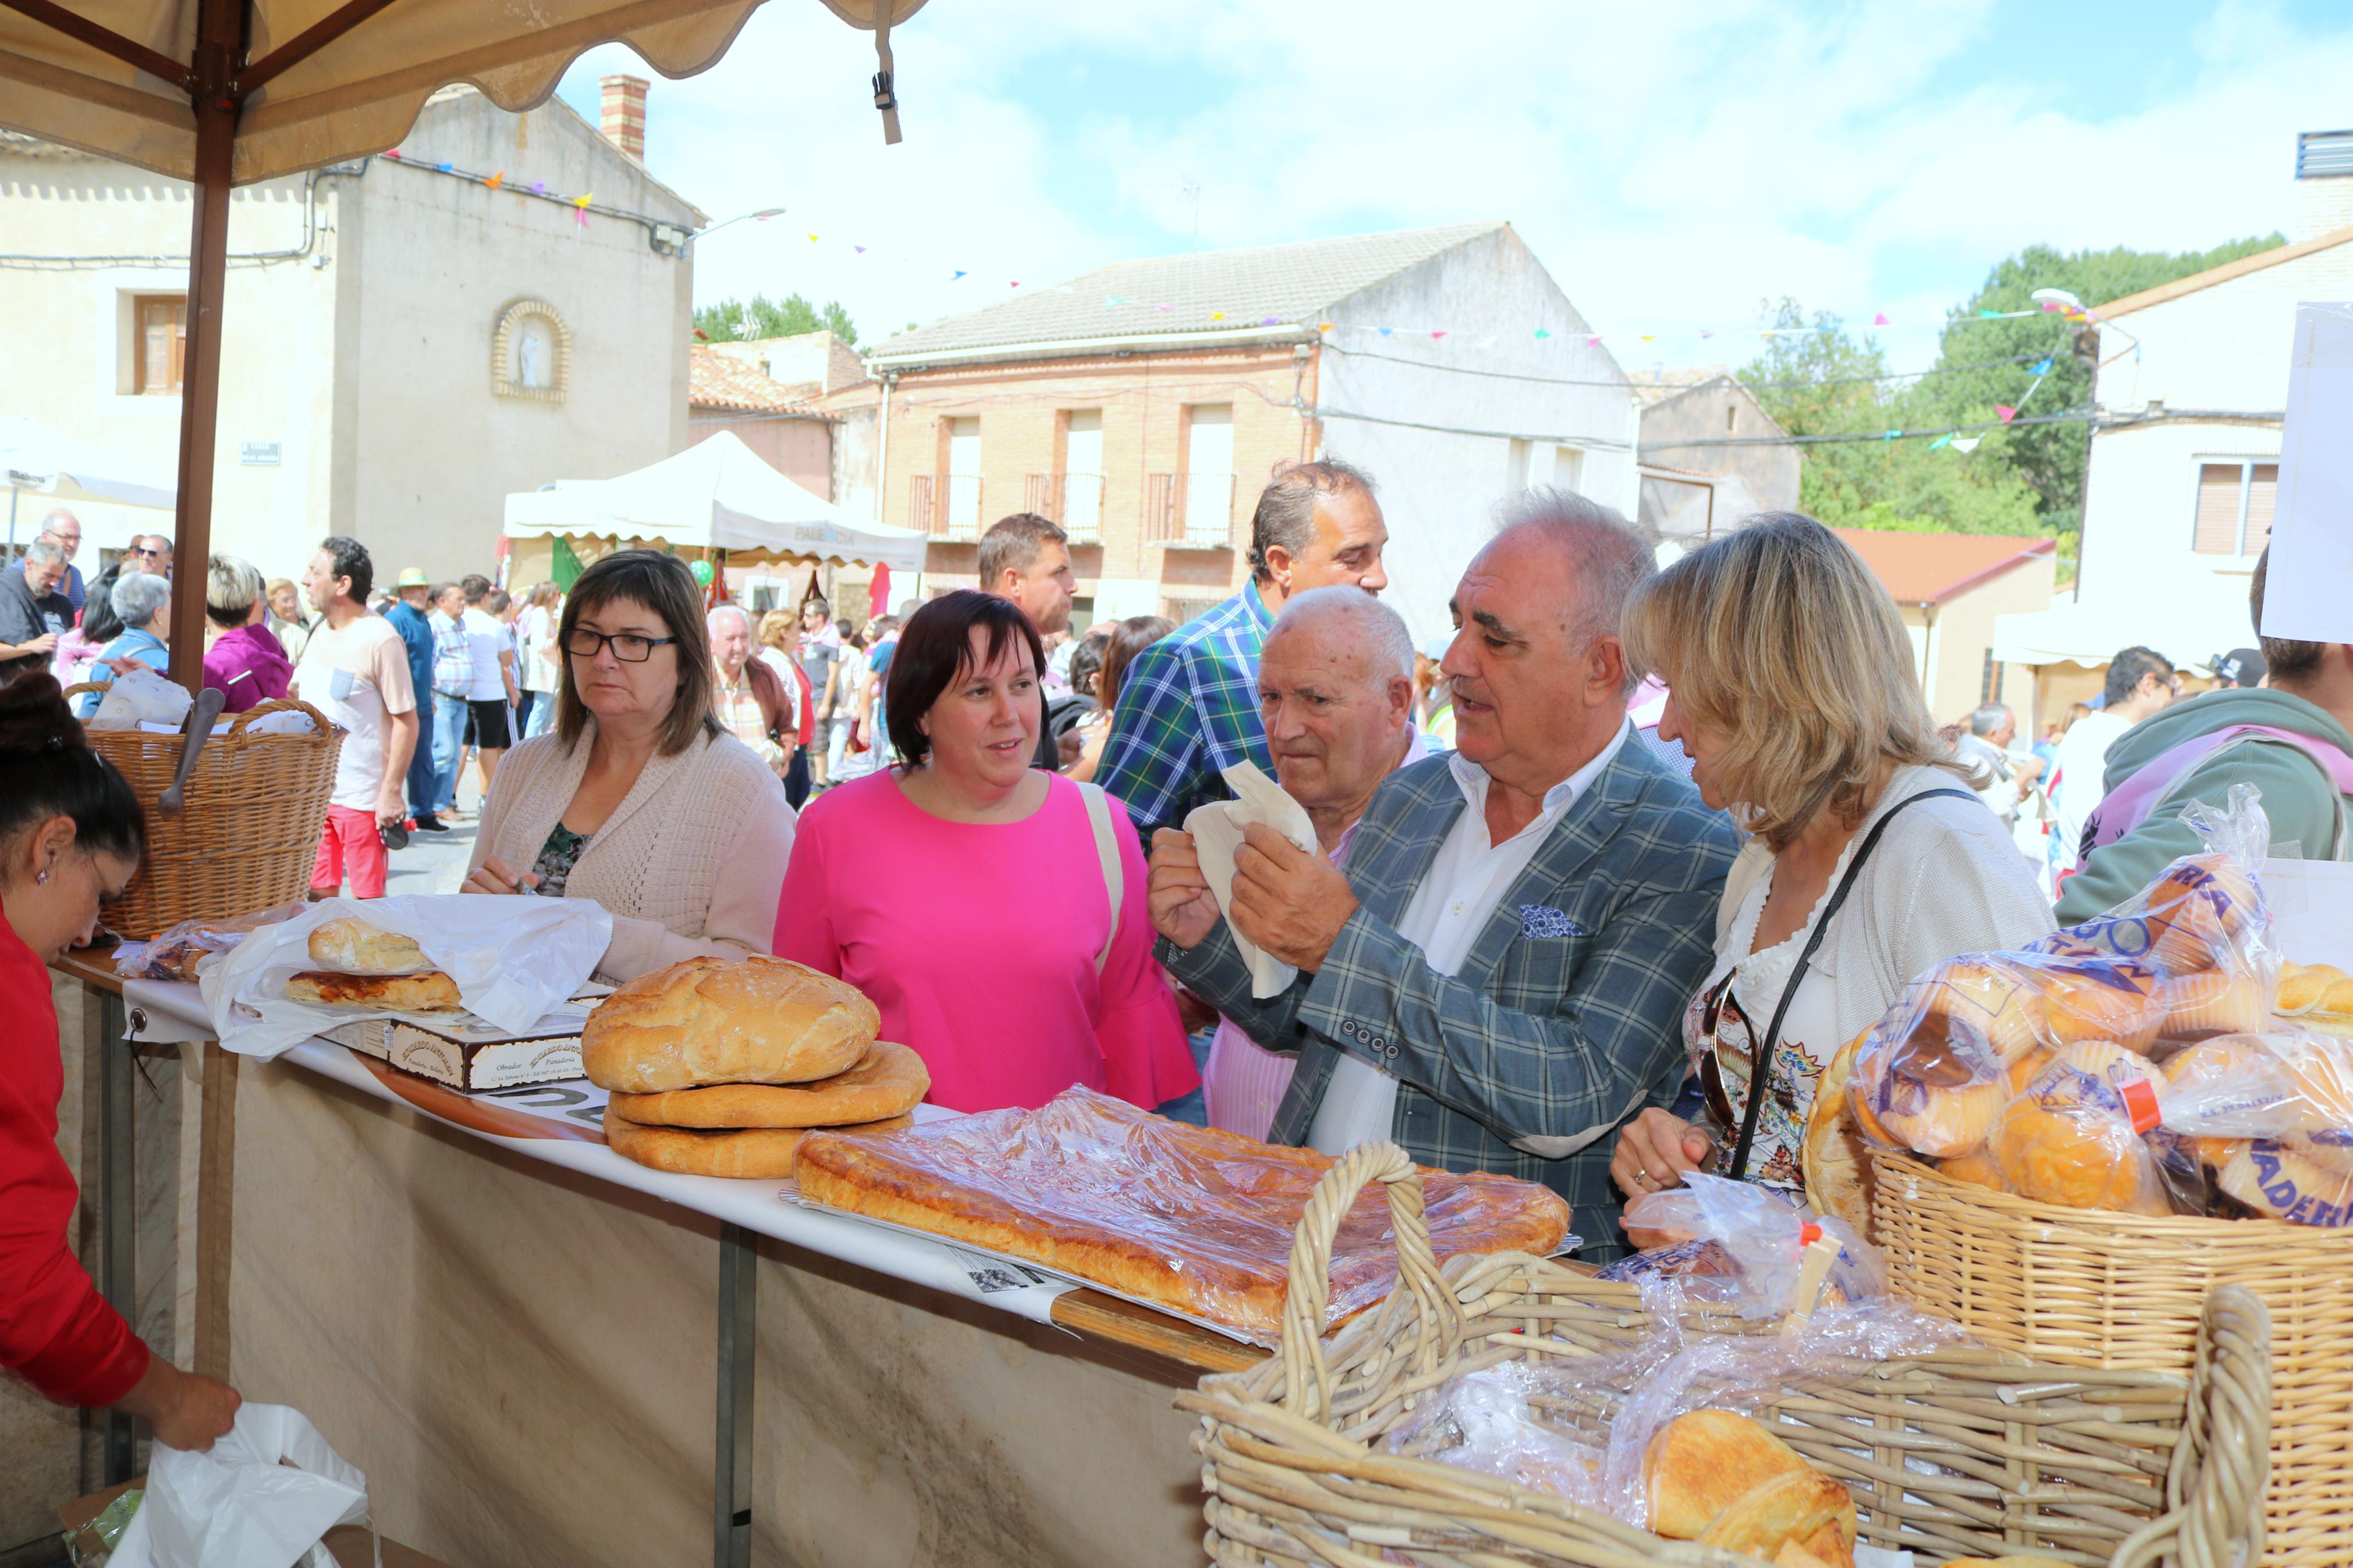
[2213,648,2267,690]
[382,567,447,833]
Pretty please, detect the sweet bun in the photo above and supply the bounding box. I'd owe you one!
[1988,1051,2169,1215]
[2036,959,2162,1053]
[583,954,881,1093]
[307,916,432,975]
[2156,970,2269,1040]
[602,1105,913,1179]
[606,1041,929,1128]
[1862,1071,2003,1160]
[1644,1410,1807,1541]
[1937,1147,2007,1192]
[2214,1138,2353,1226]
[2274,962,2348,1016]
[2145,855,2259,972]
[1918,959,2042,1062]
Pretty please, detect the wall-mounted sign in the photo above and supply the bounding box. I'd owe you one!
[240,442,281,467]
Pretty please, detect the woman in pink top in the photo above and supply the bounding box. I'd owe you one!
[774,591,1196,1114]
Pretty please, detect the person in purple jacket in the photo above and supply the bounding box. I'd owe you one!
[200,555,292,713]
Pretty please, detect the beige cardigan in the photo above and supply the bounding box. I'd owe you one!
[468,721,797,982]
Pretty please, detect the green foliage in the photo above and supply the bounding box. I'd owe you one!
[1735,230,2285,568]
[694,293,858,346]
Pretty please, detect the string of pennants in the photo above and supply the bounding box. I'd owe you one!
[374,148,2080,451]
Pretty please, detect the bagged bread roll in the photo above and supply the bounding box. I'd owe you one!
[2143,854,2260,973]
[1937,1146,2007,1192]
[583,954,880,1093]
[2214,1137,2353,1227]
[307,916,433,975]
[2161,1032,2353,1138]
[1987,1049,2169,1215]
[2156,970,2269,1041]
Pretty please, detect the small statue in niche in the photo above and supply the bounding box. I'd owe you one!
[516,321,551,389]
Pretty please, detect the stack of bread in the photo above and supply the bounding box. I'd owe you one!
[283,917,463,1012]
[1644,1410,1857,1567]
[583,954,928,1179]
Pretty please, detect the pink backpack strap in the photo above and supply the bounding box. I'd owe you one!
[2086,725,2353,852]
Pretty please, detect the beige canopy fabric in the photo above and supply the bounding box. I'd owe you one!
[0,0,922,184]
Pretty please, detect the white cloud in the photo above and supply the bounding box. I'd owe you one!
[559,0,2353,368]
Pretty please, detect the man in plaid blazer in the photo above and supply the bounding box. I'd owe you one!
[1150,496,1736,1258]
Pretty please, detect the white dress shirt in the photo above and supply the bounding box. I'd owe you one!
[1306,722,1632,1155]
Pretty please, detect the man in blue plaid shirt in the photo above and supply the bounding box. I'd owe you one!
[1096,460,1390,835]
[1147,492,1736,1258]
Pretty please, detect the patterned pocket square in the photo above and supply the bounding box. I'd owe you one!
[1517,904,1585,939]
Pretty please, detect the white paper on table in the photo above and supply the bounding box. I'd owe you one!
[1183,759,1318,999]
[2258,302,2353,645]
[200,893,612,1059]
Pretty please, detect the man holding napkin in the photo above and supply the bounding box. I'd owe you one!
[1147,492,1736,1257]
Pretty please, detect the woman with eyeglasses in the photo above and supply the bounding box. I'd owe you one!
[460,550,796,982]
[1605,516,2051,1237]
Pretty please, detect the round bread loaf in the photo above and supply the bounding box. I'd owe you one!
[582,954,881,1093]
[307,916,432,975]
[607,1041,929,1128]
[603,1105,913,1179]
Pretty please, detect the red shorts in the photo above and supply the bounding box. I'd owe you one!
[311,804,388,898]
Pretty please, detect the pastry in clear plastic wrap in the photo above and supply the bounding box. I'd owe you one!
[1936,1146,2006,1192]
[793,1087,1571,1343]
[2156,969,2270,1041]
[1986,1048,2169,1215]
[2213,1138,2353,1226]
[2161,1032,2353,1138]
[2142,854,2260,972]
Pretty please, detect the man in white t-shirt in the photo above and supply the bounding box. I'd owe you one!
[296,537,418,898]
[2050,646,2178,877]
[458,573,519,789]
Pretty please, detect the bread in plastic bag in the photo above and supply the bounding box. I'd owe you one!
[1386,1290,1964,1534]
[117,901,308,982]
[2149,1032,2353,1225]
[1602,1174,1882,1317]
[1985,1043,2169,1215]
[792,1087,1575,1345]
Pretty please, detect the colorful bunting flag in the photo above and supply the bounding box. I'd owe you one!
[484,172,504,191]
[1994,404,2017,423]
[1532,329,1550,339]
[2029,357,2054,375]
[436,161,452,173]
[1951,437,1982,453]
[1883,429,1901,441]
[1210,312,1227,321]
[1873,312,1890,326]
[572,193,593,208]
[952,270,968,280]
[1928,433,1954,450]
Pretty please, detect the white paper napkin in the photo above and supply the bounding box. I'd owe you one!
[1182,760,1319,998]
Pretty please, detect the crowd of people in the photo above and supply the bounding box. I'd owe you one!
[5,463,2345,1449]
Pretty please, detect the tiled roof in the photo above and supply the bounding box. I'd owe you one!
[1834,528,2057,605]
[2096,230,2342,318]
[869,221,1508,364]
[1627,365,1732,407]
[688,346,819,414]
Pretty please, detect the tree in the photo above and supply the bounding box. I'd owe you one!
[694,292,858,346]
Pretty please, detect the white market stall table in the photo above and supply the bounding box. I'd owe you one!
[51,949,1245,1568]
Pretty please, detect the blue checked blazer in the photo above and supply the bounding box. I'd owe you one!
[1159,737,1737,1259]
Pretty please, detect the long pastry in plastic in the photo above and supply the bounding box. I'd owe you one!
[606,1041,929,1128]
[602,1106,913,1178]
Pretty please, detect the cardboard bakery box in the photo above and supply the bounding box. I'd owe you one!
[320,986,610,1092]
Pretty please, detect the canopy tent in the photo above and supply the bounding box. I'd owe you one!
[2,414,178,549]
[1993,595,2248,678]
[505,430,929,572]
[0,0,923,692]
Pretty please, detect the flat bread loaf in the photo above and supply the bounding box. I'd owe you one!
[602,1106,913,1179]
[285,969,463,1012]
[607,1041,928,1129]
[308,917,432,975]
[1645,1409,1808,1541]
[582,954,881,1093]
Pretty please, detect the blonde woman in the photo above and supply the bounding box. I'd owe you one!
[1607,514,2051,1226]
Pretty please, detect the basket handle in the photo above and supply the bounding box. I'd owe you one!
[225,695,333,737]
[2107,1282,2272,1568]
[1278,1140,1455,1423]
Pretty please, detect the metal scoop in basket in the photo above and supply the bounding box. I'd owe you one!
[158,687,228,817]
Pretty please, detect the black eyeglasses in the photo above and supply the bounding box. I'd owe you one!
[132,545,164,557]
[563,627,677,663]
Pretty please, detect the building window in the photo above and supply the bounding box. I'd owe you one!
[947,417,983,538]
[133,295,186,394]
[1981,649,2000,703]
[2191,460,2277,557]
[1509,439,1582,493]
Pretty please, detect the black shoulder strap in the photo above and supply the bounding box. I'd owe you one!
[1724,786,1976,1182]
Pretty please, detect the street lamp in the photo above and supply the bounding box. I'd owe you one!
[652,207,784,255]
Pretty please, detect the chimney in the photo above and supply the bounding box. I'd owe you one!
[600,74,649,162]
[2291,129,2353,241]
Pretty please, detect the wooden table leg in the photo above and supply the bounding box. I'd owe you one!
[193,1042,237,1383]
[97,990,134,1485]
[715,1222,755,1568]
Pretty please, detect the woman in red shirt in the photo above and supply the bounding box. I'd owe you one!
[1,675,242,1449]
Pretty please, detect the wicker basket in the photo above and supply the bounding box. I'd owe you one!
[1186,1142,2273,1568]
[65,689,345,939]
[1871,1147,2353,1567]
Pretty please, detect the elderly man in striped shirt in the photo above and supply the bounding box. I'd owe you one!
[1094,459,1390,836]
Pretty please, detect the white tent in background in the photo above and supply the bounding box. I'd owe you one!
[2,415,177,549]
[503,431,929,573]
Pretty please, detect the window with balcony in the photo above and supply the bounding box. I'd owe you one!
[133,294,186,395]
[946,417,983,538]
[2191,460,2277,557]
[1028,410,1106,542]
[1147,405,1237,549]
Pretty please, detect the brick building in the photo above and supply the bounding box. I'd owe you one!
[864,222,1643,640]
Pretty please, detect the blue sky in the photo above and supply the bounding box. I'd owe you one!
[553,0,2353,372]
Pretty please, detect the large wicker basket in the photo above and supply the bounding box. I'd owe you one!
[66,691,344,939]
[1186,1143,2273,1568]
[1870,1147,2353,1567]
